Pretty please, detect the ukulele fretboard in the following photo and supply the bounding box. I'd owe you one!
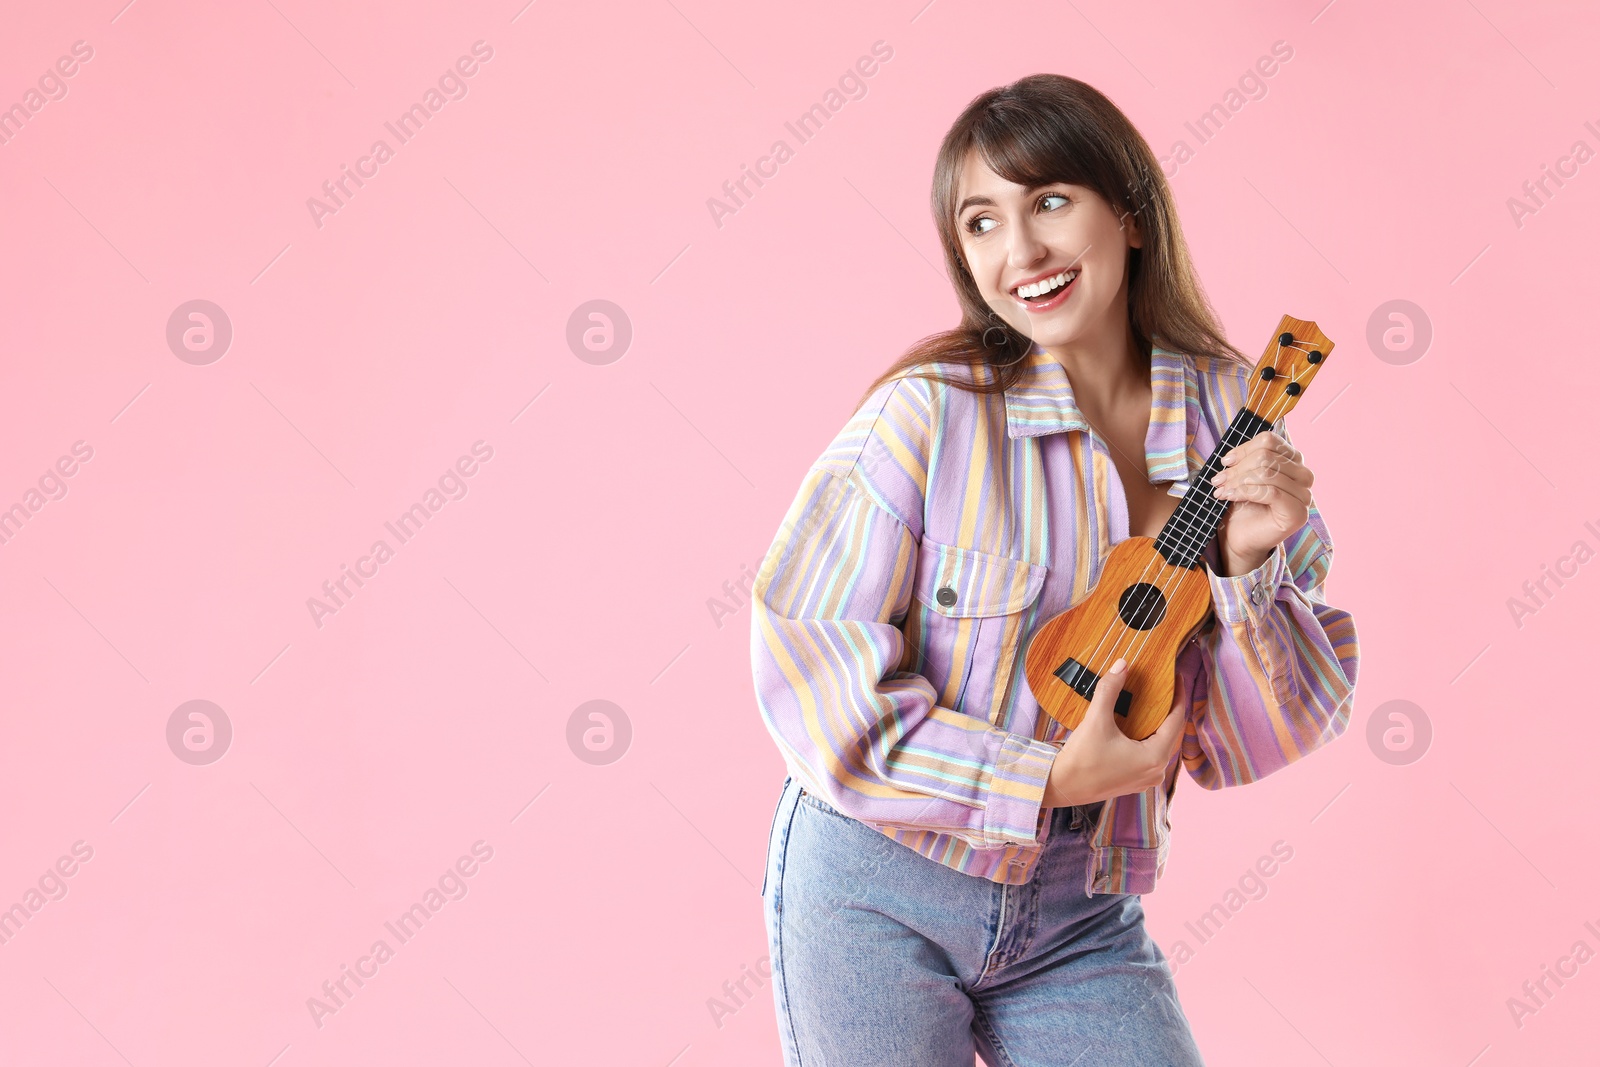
[1153,407,1276,569]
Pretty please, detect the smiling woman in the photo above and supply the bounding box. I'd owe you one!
[752,72,1359,1067]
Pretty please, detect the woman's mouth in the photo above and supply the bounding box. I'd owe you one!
[1010,268,1078,313]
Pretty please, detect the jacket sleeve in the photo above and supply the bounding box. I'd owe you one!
[750,450,1061,850]
[1175,423,1361,789]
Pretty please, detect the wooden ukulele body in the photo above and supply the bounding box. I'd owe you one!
[1022,536,1213,741]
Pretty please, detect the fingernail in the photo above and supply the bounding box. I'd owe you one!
[1110,657,1127,674]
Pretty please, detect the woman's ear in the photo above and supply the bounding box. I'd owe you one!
[1119,205,1144,249]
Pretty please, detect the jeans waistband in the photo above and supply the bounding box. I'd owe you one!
[798,784,1102,834]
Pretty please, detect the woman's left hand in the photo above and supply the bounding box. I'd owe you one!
[1209,430,1313,576]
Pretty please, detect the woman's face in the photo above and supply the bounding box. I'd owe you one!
[953,150,1141,354]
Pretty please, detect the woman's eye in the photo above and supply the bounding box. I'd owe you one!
[964,193,1069,235]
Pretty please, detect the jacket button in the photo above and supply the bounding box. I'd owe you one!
[1250,585,1264,604]
[936,586,957,607]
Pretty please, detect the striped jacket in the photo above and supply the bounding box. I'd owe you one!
[750,344,1361,895]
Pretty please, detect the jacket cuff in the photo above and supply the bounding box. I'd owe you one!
[1210,541,1289,627]
[982,731,1058,848]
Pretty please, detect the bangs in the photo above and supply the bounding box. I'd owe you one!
[968,104,1091,191]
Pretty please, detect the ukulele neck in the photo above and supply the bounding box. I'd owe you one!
[1152,407,1277,570]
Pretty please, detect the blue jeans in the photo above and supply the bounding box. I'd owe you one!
[760,775,1205,1066]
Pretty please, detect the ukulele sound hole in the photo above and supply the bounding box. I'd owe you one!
[1117,583,1167,631]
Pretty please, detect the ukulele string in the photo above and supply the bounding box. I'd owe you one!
[1100,342,1312,681]
[1062,335,1312,716]
[1134,348,1306,603]
[1062,350,1286,681]
[1109,342,1312,678]
[1106,383,1299,692]
[1143,339,1315,587]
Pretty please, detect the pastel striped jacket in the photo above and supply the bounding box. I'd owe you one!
[749,344,1361,895]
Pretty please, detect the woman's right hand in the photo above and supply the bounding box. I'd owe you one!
[1041,657,1187,808]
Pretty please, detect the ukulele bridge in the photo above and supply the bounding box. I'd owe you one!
[1052,657,1133,718]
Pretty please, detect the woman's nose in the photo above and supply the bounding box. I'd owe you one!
[1007,222,1048,267]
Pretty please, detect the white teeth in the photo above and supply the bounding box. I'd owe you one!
[1017,269,1077,299]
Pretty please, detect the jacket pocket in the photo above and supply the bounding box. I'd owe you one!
[909,538,1047,723]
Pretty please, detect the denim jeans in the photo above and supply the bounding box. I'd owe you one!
[760,775,1205,1066]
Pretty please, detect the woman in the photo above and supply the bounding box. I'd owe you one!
[749,74,1360,1066]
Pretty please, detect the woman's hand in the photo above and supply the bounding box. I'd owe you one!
[1210,429,1313,576]
[1042,657,1186,808]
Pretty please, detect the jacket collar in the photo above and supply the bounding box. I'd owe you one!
[1003,344,1193,488]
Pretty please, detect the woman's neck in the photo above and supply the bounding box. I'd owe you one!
[1044,321,1148,421]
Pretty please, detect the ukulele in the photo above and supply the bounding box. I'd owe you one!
[1021,314,1335,740]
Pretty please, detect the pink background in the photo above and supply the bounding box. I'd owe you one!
[0,0,1594,1063]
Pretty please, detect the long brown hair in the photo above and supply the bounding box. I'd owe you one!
[854,73,1248,412]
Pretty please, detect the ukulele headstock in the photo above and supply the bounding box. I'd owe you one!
[1250,314,1335,422]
